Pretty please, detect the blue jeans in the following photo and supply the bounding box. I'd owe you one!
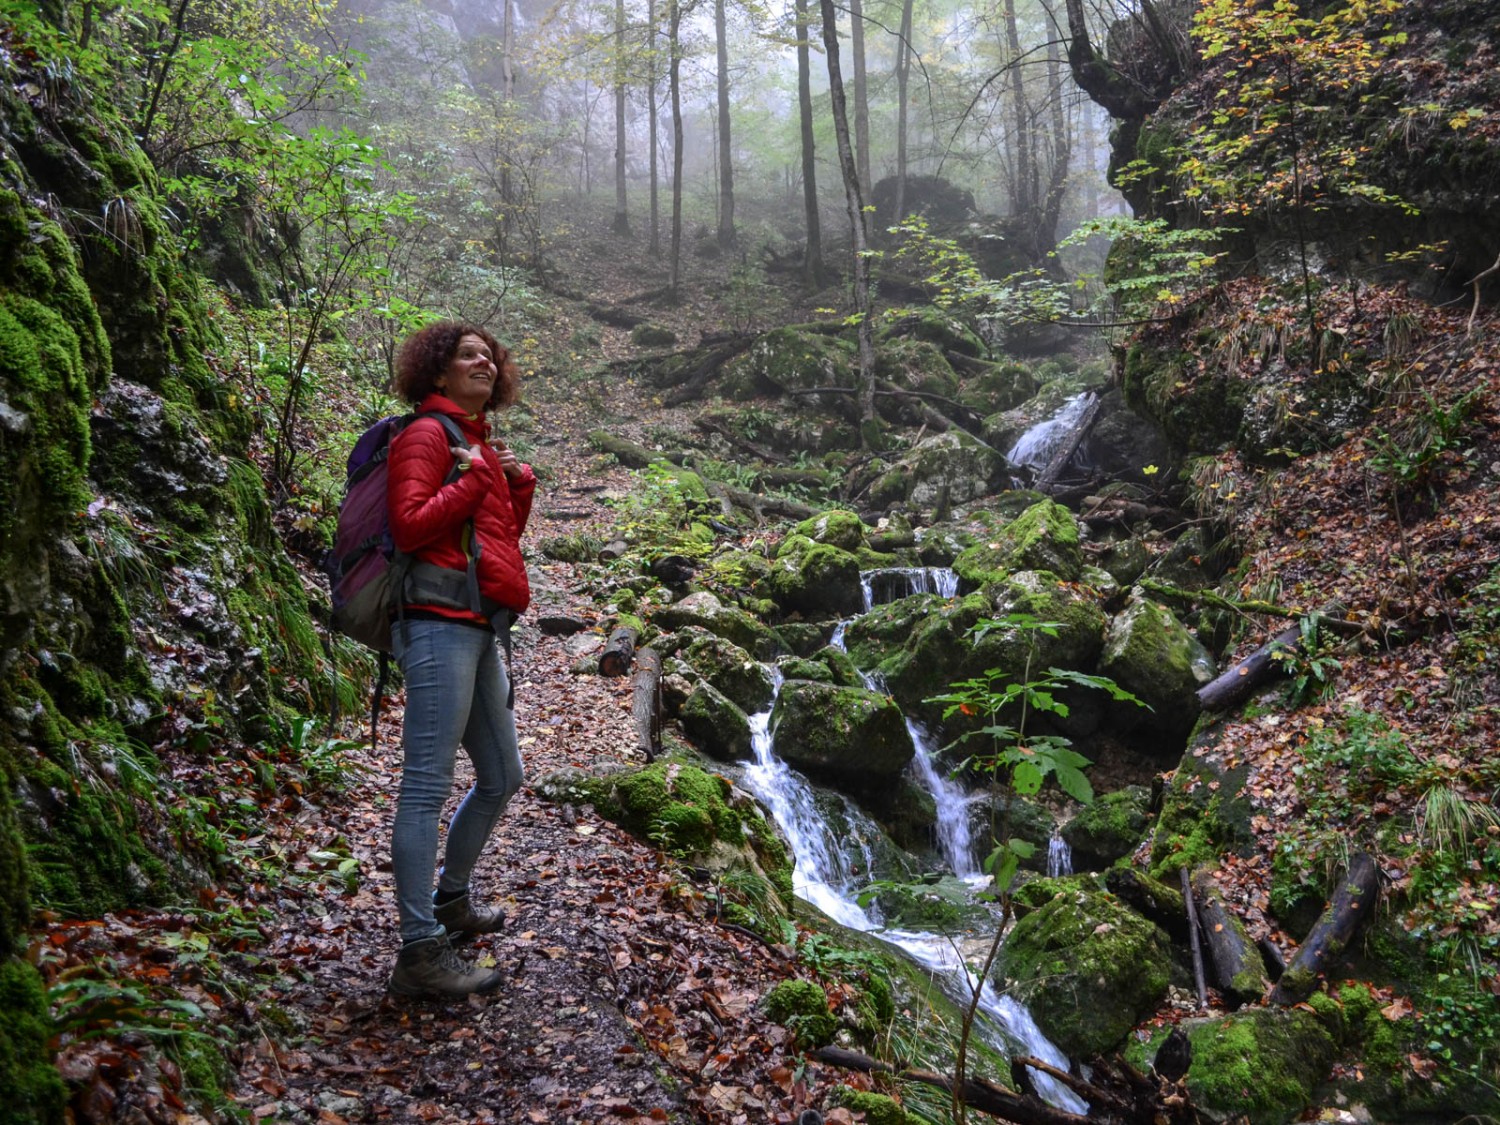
[391,619,524,942]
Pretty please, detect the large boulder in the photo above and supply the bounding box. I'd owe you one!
[1183,1008,1337,1125]
[1098,593,1216,746]
[791,508,871,552]
[995,885,1172,1057]
[653,591,781,659]
[953,500,1084,584]
[678,680,754,762]
[678,632,775,715]
[866,430,1009,511]
[1062,786,1153,871]
[764,535,864,617]
[771,680,913,784]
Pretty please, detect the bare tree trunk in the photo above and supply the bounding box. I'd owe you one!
[850,0,871,192]
[819,0,878,440]
[612,0,631,234]
[715,0,737,248]
[1003,0,1033,216]
[795,0,823,284]
[1037,7,1071,257]
[648,0,661,255]
[892,0,913,223]
[500,0,516,240]
[669,0,685,298]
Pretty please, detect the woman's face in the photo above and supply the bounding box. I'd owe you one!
[436,333,498,414]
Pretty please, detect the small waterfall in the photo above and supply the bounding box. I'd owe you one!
[1047,831,1073,879]
[1006,392,1096,470]
[904,716,979,879]
[860,567,960,611]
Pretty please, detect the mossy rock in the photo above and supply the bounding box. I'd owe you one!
[1009,873,1104,918]
[678,681,754,762]
[876,309,985,358]
[771,621,835,656]
[679,633,775,715]
[827,1088,922,1125]
[904,430,1009,508]
[630,323,678,347]
[1062,786,1152,871]
[995,885,1172,1057]
[792,508,871,552]
[1185,1008,1336,1125]
[873,875,991,932]
[953,500,1083,584]
[958,358,1040,415]
[1149,738,1255,879]
[874,337,960,403]
[771,680,912,784]
[539,760,792,908]
[1094,535,1151,586]
[764,536,864,617]
[539,532,604,562]
[967,792,1058,874]
[652,591,781,659]
[1099,594,1215,746]
[743,328,857,399]
[762,978,838,1048]
[0,958,66,1124]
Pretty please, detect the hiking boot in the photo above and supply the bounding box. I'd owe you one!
[433,891,506,944]
[388,931,502,998]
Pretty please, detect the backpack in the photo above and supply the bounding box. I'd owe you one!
[324,411,517,745]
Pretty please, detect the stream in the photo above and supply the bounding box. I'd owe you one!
[736,564,1088,1114]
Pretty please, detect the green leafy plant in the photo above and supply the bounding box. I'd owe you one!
[1272,614,1342,706]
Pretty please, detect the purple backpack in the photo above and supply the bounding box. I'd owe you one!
[325,412,466,653]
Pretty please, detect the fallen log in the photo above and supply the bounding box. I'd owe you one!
[1196,626,1300,713]
[662,336,757,405]
[597,626,638,677]
[1191,868,1268,1008]
[586,429,687,469]
[1269,851,1381,1005]
[1182,868,1209,1008]
[1036,393,1102,493]
[693,417,790,465]
[631,648,663,763]
[702,479,819,521]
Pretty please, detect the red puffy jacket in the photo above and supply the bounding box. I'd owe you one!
[387,394,536,621]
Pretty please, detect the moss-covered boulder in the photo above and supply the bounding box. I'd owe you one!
[995,885,1172,1057]
[1098,594,1215,746]
[652,591,781,659]
[866,430,1009,512]
[537,760,793,910]
[1149,736,1255,878]
[1062,786,1152,871]
[953,500,1084,584]
[0,958,67,1124]
[743,328,858,405]
[875,336,960,402]
[762,978,838,1049]
[791,508,871,552]
[1185,1008,1336,1125]
[771,680,912,784]
[678,633,775,715]
[876,309,986,358]
[827,1090,921,1125]
[678,681,754,762]
[764,535,864,617]
[873,875,992,932]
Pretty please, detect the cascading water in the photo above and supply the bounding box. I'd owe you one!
[1006,392,1097,471]
[735,569,1087,1114]
[860,566,960,612]
[1047,831,1073,879]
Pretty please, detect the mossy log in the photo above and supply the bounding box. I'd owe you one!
[693,417,789,465]
[632,648,663,763]
[1196,626,1300,713]
[1191,868,1269,1008]
[1269,851,1381,1006]
[587,429,686,469]
[702,479,819,521]
[598,626,638,677]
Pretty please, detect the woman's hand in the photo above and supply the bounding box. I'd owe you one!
[492,439,526,481]
[450,443,486,472]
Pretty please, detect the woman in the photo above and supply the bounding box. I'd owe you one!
[385,320,535,998]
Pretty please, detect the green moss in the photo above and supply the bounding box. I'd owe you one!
[791,509,870,552]
[762,978,838,1048]
[828,1089,920,1125]
[0,959,66,1125]
[1186,1008,1335,1125]
[953,500,1083,584]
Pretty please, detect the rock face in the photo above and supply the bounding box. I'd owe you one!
[770,680,913,784]
[996,885,1172,1057]
[1184,1008,1336,1125]
[953,500,1084,584]
[765,536,864,618]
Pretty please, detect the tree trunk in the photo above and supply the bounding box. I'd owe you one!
[1270,852,1381,1005]
[648,0,661,256]
[892,0,913,223]
[715,0,736,248]
[850,0,871,193]
[818,0,878,442]
[1196,627,1300,712]
[1035,393,1100,491]
[1002,0,1033,217]
[1191,868,1269,1008]
[598,626,639,677]
[612,0,630,234]
[632,648,663,762]
[669,0,684,298]
[795,0,823,284]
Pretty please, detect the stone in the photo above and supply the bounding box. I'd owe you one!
[1062,786,1153,871]
[953,500,1084,584]
[770,680,912,783]
[678,681,754,762]
[1099,593,1216,744]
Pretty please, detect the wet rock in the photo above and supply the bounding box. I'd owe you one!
[1099,593,1217,745]
[771,680,912,783]
[1062,786,1153,871]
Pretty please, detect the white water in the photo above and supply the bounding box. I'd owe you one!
[860,566,960,611]
[735,570,1087,1114]
[1047,831,1074,879]
[1006,392,1096,469]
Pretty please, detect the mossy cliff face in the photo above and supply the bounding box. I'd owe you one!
[0,20,334,971]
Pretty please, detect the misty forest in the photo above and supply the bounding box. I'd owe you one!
[1,0,1498,1121]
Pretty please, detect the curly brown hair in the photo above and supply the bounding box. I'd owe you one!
[393,320,520,410]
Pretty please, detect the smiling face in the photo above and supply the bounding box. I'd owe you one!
[436,333,498,414]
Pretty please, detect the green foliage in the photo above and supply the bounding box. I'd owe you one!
[762,978,837,1049]
[1271,614,1342,706]
[0,959,66,1125]
[607,462,717,560]
[1363,389,1481,491]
